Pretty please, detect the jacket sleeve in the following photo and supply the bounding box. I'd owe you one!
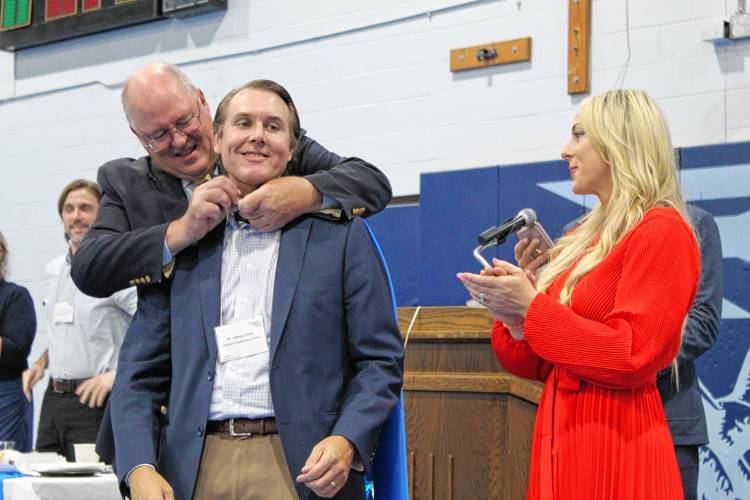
[0,286,36,368]
[110,284,172,490]
[523,215,700,390]
[286,132,392,219]
[71,164,168,298]
[330,218,404,473]
[491,321,553,383]
[677,208,722,364]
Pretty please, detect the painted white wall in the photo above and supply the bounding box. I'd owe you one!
[0,0,748,439]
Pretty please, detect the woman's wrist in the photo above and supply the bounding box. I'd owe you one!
[506,324,524,341]
[503,319,525,341]
[502,319,524,329]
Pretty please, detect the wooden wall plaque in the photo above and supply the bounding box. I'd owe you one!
[450,37,531,73]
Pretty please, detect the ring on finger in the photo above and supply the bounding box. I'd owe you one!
[330,480,337,488]
[478,291,487,304]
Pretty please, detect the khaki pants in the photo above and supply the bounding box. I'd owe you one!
[193,433,298,500]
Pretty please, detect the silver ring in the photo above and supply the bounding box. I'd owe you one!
[478,291,487,303]
[330,480,337,488]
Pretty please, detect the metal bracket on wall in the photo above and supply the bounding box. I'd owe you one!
[450,37,531,72]
[568,0,591,94]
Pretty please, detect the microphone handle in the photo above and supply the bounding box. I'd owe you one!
[477,215,527,245]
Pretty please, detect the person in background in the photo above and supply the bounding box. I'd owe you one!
[458,89,700,499]
[22,180,136,461]
[516,205,722,500]
[0,230,36,452]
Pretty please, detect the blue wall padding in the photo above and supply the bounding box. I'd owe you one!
[678,142,750,168]
[418,167,500,306]
[366,205,420,307]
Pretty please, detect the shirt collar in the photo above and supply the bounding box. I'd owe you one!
[226,212,259,232]
[182,165,221,190]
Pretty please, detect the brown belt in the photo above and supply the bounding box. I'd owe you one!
[51,378,88,394]
[206,417,277,437]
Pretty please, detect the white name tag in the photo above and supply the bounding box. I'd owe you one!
[53,302,74,324]
[214,318,268,363]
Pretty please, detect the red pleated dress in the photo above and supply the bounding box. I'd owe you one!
[492,207,700,500]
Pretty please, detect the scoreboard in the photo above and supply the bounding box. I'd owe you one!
[0,0,226,50]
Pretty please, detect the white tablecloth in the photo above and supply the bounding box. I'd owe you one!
[3,473,120,500]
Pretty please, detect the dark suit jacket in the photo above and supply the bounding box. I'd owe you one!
[110,216,404,500]
[656,205,722,446]
[71,132,392,298]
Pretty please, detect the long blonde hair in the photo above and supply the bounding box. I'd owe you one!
[537,90,692,304]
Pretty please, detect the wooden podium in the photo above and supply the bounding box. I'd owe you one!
[397,307,542,500]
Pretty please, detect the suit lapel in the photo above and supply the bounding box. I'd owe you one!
[148,160,189,222]
[198,223,225,361]
[270,218,312,362]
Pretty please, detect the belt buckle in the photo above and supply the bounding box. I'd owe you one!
[52,379,66,394]
[228,419,253,438]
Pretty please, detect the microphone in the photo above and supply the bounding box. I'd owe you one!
[477,208,537,245]
[472,208,537,268]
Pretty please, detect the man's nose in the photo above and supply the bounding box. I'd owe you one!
[248,123,266,143]
[170,129,189,149]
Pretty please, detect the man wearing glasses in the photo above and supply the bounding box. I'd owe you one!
[70,63,392,298]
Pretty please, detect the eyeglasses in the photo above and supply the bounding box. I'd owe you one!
[143,98,202,153]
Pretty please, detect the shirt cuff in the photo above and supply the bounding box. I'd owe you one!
[321,194,340,210]
[162,237,174,266]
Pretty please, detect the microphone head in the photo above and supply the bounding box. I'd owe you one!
[517,208,537,227]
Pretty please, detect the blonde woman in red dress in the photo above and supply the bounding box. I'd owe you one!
[458,89,700,499]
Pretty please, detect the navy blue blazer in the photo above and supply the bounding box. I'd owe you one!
[111,216,404,500]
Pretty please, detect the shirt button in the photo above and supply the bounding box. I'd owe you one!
[207,371,214,381]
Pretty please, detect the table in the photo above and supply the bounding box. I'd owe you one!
[2,473,120,500]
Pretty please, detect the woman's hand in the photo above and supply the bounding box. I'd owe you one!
[458,259,539,323]
[514,238,550,275]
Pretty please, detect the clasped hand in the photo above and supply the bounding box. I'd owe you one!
[237,176,323,232]
[458,258,539,325]
[166,176,240,254]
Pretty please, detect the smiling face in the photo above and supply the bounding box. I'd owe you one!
[126,68,216,182]
[214,88,295,194]
[561,112,612,205]
[61,188,99,250]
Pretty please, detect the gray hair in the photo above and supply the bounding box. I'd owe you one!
[121,63,198,127]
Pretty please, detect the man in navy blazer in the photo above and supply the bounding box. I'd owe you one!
[110,80,403,500]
